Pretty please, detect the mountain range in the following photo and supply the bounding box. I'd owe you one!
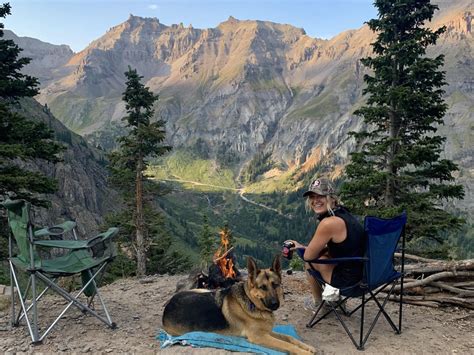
[6,0,473,220]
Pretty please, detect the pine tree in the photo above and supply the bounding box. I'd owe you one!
[198,215,215,268]
[109,66,171,277]
[341,0,464,251]
[0,3,62,206]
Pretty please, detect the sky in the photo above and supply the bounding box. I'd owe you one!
[5,0,377,52]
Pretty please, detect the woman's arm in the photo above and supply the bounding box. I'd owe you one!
[304,217,346,260]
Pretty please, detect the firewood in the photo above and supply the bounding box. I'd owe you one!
[213,247,234,263]
[395,253,439,263]
[430,281,474,297]
[452,281,474,288]
[390,294,474,310]
[403,259,474,274]
[393,298,440,308]
[395,271,474,291]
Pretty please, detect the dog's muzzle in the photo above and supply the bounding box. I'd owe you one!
[264,298,280,311]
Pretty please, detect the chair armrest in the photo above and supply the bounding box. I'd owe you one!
[34,221,77,238]
[296,248,368,264]
[34,239,89,249]
[35,228,118,250]
[97,227,119,242]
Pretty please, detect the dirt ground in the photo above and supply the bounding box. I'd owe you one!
[0,271,473,354]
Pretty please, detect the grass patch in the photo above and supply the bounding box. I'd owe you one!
[148,149,236,191]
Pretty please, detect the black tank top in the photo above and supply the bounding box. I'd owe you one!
[321,207,366,280]
[324,207,365,258]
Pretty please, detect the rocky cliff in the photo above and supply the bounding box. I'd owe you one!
[12,0,473,215]
[15,98,118,236]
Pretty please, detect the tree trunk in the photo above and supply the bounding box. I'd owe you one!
[385,58,401,207]
[135,154,146,277]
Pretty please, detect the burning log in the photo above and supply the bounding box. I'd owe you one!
[210,227,241,286]
[176,226,242,292]
[213,246,235,263]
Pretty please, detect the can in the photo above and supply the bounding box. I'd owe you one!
[282,241,295,260]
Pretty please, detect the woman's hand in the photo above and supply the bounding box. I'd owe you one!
[284,240,305,250]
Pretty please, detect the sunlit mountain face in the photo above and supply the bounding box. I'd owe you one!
[8,0,474,241]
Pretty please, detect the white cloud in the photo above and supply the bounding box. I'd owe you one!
[148,4,159,10]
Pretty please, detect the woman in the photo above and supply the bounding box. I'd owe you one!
[285,178,365,307]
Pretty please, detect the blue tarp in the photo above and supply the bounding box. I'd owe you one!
[157,324,300,354]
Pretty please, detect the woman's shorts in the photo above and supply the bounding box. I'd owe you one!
[330,264,362,289]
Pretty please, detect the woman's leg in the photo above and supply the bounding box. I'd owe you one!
[304,262,322,303]
[305,254,337,303]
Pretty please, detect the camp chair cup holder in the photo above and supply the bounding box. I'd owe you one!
[298,212,407,350]
[87,236,112,259]
[1,199,119,344]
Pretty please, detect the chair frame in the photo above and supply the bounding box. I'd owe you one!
[5,200,117,344]
[301,214,406,350]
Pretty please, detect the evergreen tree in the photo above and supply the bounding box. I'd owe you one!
[198,215,215,268]
[109,66,171,276]
[341,0,464,250]
[0,3,62,206]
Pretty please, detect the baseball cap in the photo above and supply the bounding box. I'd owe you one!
[302,178,336,197]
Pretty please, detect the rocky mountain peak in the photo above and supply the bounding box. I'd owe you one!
[14,2,473,215]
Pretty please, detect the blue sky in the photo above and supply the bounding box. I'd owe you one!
[5,0,377,52]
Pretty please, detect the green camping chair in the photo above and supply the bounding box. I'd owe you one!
[2,199,118,344]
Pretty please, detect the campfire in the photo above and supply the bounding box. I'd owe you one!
[207,228,241,288]
[176,226,241,292]
[213,228,236,279]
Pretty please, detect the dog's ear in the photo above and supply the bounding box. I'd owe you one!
[247,256,258,285]
[271,254,281,277]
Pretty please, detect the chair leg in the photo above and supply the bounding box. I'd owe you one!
[9,261,116,342]
[326,299,362,350]
[359,292,365,350]
[88,270,115,327]
[398,279,404,333]
[18,281,54,324]
[306,301,326,327]
[30,272,41,343]
[370,288,399,333]
[9,261,38,343]
[35,263,115,341]
[10,262,16,327]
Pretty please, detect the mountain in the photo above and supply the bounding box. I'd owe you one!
[3,30,74,87]
[14,98,118,236]
[10,0,474,217]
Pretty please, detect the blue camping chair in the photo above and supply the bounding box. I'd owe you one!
[297,212,407,350]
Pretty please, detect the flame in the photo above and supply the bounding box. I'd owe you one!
[214,228,236,279]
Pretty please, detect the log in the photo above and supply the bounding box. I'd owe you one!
[404,286,442,295]
[395,253,439,263]
[393,295,474,310]
[395,299,440,308]
[452,281,474,288]
[403,259,474,274]
[213,247,235,263]
[395,271,474,292]
[430,281,474,297]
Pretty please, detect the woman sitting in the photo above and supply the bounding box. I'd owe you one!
[285,178,366,308]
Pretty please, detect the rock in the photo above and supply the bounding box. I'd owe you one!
[0,296,11,311]
[57,343,69,351]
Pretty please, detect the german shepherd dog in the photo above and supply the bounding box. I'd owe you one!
[162,255,316,354]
